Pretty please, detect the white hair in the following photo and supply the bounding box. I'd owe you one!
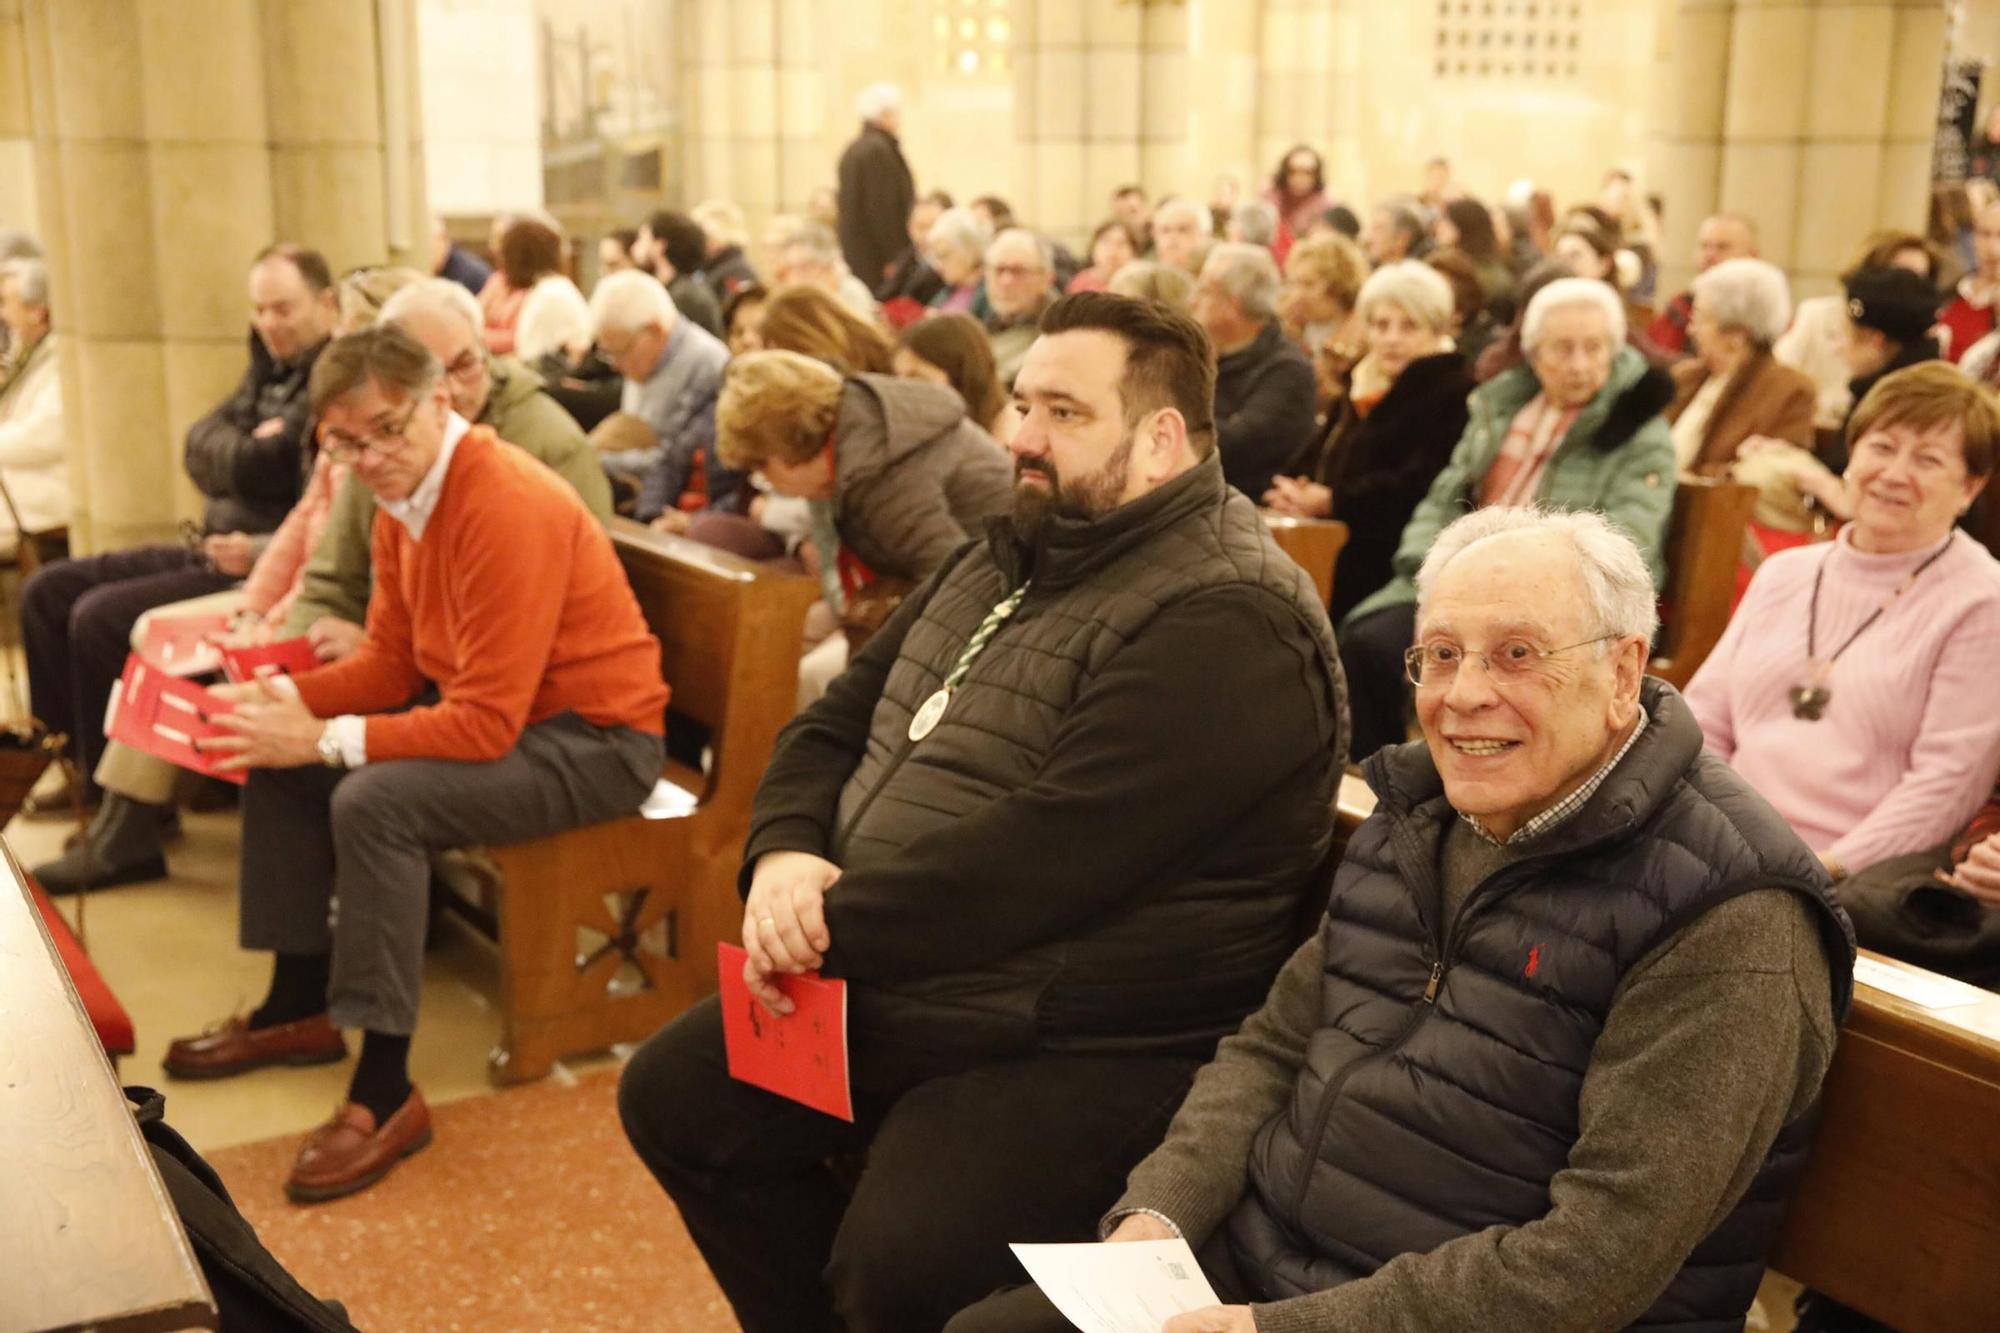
[1203,242,1282,321]
[780,220,842,266]
[0,256,49,308]
[1357,260,1455,334]
[378,276,485,336]
[1690,256,1792,346]
[1415,504,1660,645]
[1521,276,1627,355]
[986,227,1053,272]
[856,82,902,123]
[1154,197,1214,238]
[589,269,678,337]
[927,206,993,260]
[1230,200,1278,247]
[692,199,746,250]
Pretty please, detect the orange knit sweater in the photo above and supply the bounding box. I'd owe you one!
[292,428,667,763]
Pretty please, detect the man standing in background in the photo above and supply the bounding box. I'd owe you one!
[837,83,917,298]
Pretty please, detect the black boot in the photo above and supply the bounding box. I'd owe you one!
[33,793,170,895]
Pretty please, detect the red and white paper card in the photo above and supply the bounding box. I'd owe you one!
[105,654,244,785]
[717,941,853,1122]
[137,612,231,677]
[219,637,321,684]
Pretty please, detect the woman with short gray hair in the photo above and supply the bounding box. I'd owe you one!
[925,207,994,316]
[1340,273,1678,760]
[1666,257,1817,475]
[1267,260,1475,623]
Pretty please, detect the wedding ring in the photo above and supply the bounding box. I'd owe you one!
[758,916,776,929]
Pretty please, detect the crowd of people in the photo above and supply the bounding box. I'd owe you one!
[8,76,2000,1333]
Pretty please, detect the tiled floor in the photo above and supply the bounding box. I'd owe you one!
[6,803,604,1154]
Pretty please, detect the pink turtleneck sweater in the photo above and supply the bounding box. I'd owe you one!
[1685,527,2000,870]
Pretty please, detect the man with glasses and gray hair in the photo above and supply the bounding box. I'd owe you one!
[1194,241,1317,500]
[162,324,668,1205]
[981,227,1058,388]
[951,504,1854,1333]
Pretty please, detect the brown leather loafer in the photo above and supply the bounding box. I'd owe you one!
[162,1013,347,1080]
[285,1088,432,1203]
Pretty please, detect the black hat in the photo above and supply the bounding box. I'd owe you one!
[1843,266,1942,344]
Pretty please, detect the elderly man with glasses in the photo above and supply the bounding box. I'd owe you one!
[162,324,668,1205]
[951,505,1853,1333]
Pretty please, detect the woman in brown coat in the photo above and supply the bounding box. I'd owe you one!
[1667,257,1816,475]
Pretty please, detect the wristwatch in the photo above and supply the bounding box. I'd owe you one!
[315,724,347,769]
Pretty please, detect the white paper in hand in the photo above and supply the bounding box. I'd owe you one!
[1008,1239,1221,1333]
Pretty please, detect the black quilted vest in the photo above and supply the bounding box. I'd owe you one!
[831,454,1346,1060]
[1226,681,1855,1329]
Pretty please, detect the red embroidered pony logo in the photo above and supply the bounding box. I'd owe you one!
[1524,945,1543,979]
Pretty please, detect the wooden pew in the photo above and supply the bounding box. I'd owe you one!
[1649,475,1756,688]
[475,520,817,1084]
[1261,513,1349,608]
[1329,774,2000,1331]
[1,841,217,1332]
[1768,956,2000,1331]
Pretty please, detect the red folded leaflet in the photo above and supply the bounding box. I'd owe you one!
[105,654,244,785]
[220,637,321,684]
[137,612,230,677]
[717,941,853,1122]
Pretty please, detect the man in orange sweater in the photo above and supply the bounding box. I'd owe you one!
[167,325,669,1203]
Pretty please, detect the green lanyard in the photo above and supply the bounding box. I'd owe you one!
[906,580,1031,742]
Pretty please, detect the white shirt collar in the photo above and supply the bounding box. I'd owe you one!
[378,411,469,542]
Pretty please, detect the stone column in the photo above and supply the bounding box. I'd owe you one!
[1255,0,1341,202]
[21,0,428,551]
[0,0,34,234]
[1649,0,1944,302]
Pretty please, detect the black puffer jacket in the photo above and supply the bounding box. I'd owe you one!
[1228,681,1854,1329]
[742,454,1349,1067]
[183,331,324,534]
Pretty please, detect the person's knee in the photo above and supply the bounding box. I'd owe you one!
[20,564,71,628]
[328,765,411,833]
[68,586,130,657]
[616,1007,731,1174]
[940,1286,1067,1333]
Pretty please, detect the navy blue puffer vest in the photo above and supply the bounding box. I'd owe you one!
[1226,681,1854,1330]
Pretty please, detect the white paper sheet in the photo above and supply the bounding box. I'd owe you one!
[1853,954,1988,1010]
[1008,1239,1221,1333]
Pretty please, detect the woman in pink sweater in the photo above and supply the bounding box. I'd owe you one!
[1686,363,2000,879]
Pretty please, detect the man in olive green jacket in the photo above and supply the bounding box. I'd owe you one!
[285,279,612,651]
[1341,278,1678,760]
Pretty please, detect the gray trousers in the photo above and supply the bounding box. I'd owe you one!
[237,712,664,1034]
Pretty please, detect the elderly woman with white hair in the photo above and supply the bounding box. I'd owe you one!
[1341,276,1677,759]
[1666,257,1816,475]
[925,206,994,316]
[0,256,69,556]
[1267,261,1473,623]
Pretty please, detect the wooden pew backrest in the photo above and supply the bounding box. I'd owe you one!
[1262,513,1349,609]
[1650,475,1755,688]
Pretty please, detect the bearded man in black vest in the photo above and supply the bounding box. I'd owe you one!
[951,505,1855,1333]
[617,291,1349,1333]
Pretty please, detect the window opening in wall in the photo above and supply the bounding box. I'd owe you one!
[932,0,1011,81]
[1435,0,1582,83]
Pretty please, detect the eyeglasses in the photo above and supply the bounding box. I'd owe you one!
[320,399,423,464]
[1404,634,1618,688]
[990,264,1046,281]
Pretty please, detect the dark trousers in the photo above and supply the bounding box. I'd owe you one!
[238,713,661,1034]
[617,997,1200,1333]
[21,545,234,794]
[943,1226,1257,1332]
[1340,600,1418,763]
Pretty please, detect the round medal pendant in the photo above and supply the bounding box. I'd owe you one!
[908,688,951,742]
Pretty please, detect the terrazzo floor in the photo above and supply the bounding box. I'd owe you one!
[207,1070,738,1332]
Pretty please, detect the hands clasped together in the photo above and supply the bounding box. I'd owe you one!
[199,676,326,770]
[740,849,842,1015]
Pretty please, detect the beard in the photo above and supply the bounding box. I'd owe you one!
[1011,432,1137,545]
